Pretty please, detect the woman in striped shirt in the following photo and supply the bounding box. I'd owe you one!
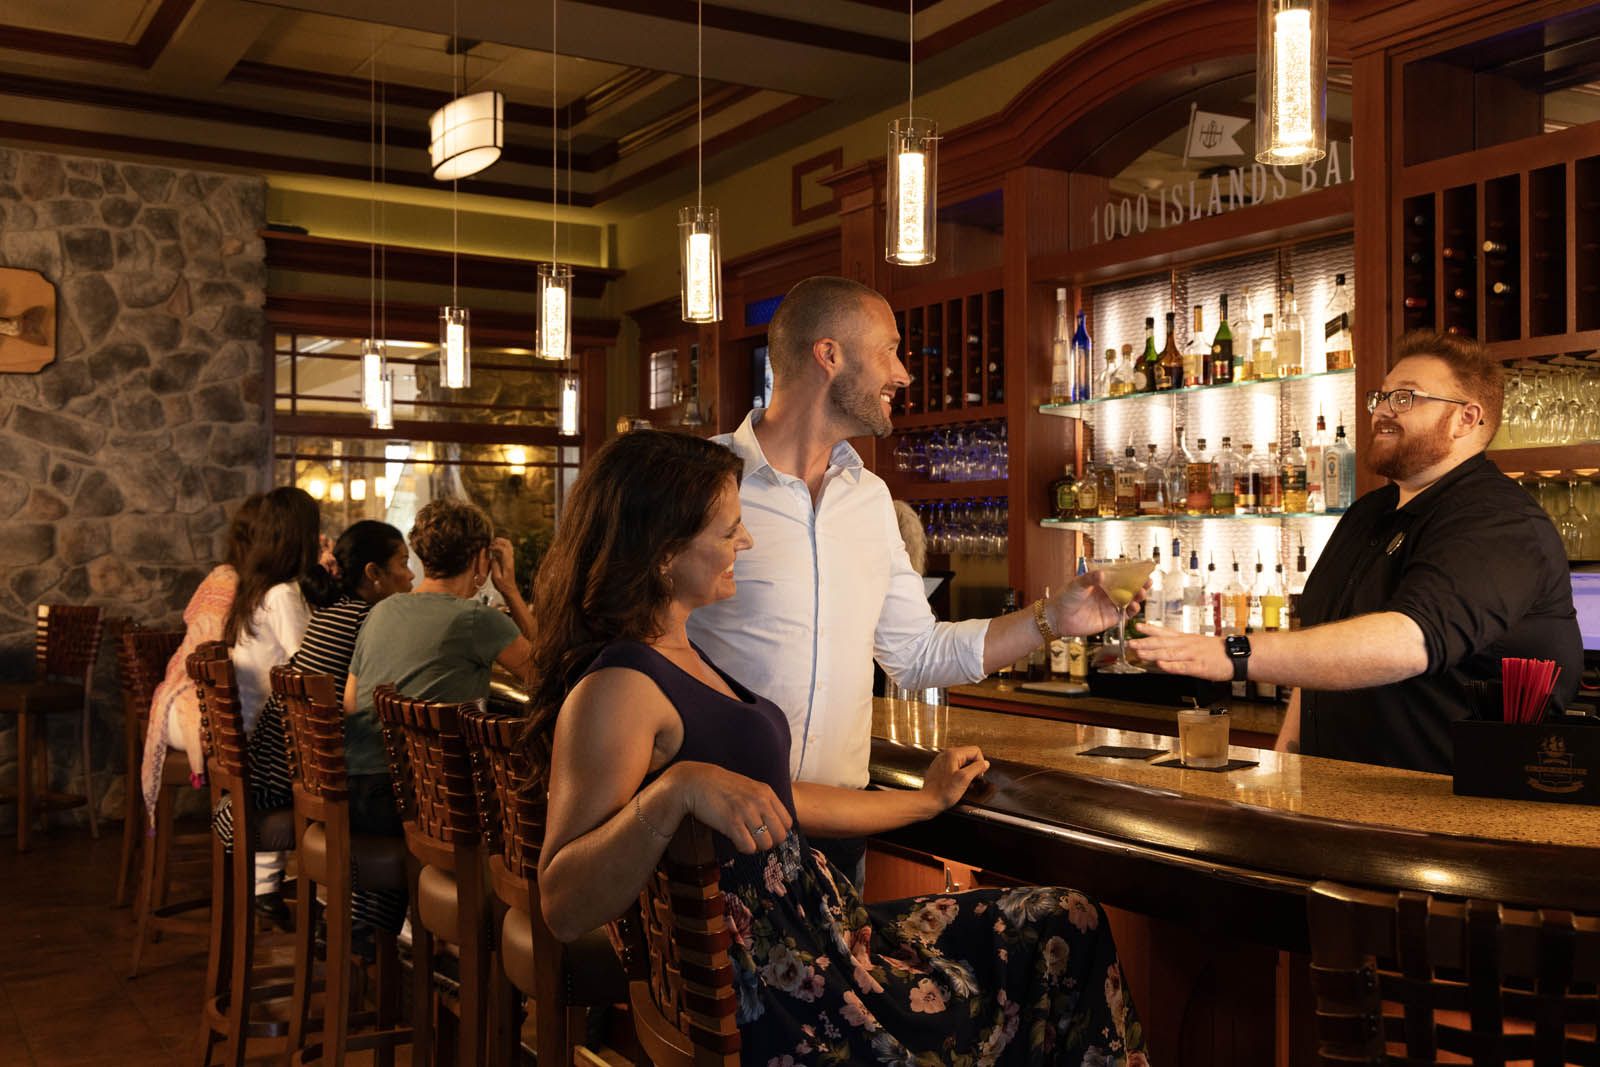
[217,519,414,932]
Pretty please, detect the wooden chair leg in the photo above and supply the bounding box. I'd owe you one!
[224,830,256,1067]
[115,730,144,907]
[285,815,318,1065]
[407,863,434,1067]
[455,864,489,1067]
[16,708,33,853]
[490,944,522,1067]
[374,929,401,1067]
[151,787,177,919]
[198,830,232,1067]
[323,856,354,1067]
[82,691,100,839]
[129,794,164,978]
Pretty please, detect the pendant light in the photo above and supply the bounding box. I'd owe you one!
[361,35,388,414]
[371,50,395,432]
[1255,0,1327,165]
[678,0,722,323]
[537,0,572,362]
[886,0,936,266]
[558,96,580,437]
[428,91,503,180]
[440,6,472,389]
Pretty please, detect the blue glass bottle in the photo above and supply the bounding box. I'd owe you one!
[1070,311,1092,402]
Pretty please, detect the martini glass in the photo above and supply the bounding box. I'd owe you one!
[1091,557,1157,674]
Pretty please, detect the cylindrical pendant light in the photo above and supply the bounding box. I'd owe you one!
[361,338,386,412]
[428,90,504,180]
[887,117,937,265]
[886,0,936,266]
[371,371,395,430]
[678,0,723,323]
[349,477,368,502]
[1255,0,1327,165]
[559,374,580,436]
[440,306,470,388]
[329,480,346,503]
[537,262,572,362]
[679,206,721,323]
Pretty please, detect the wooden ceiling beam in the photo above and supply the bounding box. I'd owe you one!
[570,0,905,61]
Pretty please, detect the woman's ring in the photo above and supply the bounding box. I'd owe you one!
[753,824,769,836]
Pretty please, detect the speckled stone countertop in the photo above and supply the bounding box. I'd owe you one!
[948,678,1287,737]
[872,699,1600,850]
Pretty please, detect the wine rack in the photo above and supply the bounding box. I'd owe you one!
[891,287,1004,423]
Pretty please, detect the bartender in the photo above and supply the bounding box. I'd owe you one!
[1130,331,1580,774]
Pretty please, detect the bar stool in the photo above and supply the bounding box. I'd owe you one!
[0,603,105,851]
[120,625,212,977]
[1307,879,1599,1065]
[188,641,299,1067]
[374,685,505,1067]
[460,706,630,1066]
[610,818,740,1066]
[115,622,175,906]
[277,666,411,1067]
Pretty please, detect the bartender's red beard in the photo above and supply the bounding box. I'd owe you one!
[1367,407,1454,481]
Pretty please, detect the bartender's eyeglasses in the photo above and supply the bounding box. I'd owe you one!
[1365,388,1475,416]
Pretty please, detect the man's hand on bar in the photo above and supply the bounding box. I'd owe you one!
[1126,623,1231,681]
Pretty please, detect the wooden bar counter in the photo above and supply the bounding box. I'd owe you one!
[865,698,1600,1066]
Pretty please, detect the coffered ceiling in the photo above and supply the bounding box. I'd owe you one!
[0,0,1146,214]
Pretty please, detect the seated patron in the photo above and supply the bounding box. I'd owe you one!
[344,499,535,768]
[525,431,1148,1066]
[1132,331,1581,774]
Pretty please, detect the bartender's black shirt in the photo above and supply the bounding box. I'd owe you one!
[1298,451,1580,774]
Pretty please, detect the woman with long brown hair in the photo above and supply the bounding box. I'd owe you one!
[524,431,1148,1066]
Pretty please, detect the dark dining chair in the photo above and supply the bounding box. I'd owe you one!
[1307,879,1599,1066]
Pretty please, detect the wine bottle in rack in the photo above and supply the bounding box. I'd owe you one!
[1490,281,1513,296]
[1450,287,1473,301]
[1407,251,1426,265]
[1441,246,1470,260]
[1482,239,1513,255]
[1403,296,1430,309]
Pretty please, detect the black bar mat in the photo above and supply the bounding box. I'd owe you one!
[1078,745,1168,759]
[1152,757,1259,772]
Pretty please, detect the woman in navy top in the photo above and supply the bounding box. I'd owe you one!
[523,431,1148,1067]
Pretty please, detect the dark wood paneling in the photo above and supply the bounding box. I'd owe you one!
[573,0,904,60]
[263,232,622,300]
[1402,60,1476,165]
[791,147,844,226]
[274,413,569,447]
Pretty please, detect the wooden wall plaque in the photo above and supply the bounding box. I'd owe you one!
[0,268,57,374]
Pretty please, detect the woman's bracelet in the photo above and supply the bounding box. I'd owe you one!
[634,792,672,842]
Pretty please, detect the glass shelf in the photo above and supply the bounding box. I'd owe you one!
[1038,367,1356,417]
[1040,512,1344,530]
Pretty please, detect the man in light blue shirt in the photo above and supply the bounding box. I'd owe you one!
[688,276,1125,881]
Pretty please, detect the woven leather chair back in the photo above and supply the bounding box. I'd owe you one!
[187,641,247,786]
[273,667,344,802]
[36,603,104,683]
[611,818,739,1065]
[372,685,485,847]
[118,626,183,723]
[458,707,540,877]
[1308,880,1599,1066]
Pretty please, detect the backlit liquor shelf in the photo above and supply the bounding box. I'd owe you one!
[1040,512,1340,530]
[1037,367,1355,417]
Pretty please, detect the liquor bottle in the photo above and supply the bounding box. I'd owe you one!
[1282,430,1310,513]
[1104,348,1127,397]
[1070,310,1092,403]
[1050,289,1074,405]
[1140,317,1160,394]
[1048,584,1069,677]
[1235,442,1259,514]
[1248,556,1266,632]
[1260,562,1287,631]
[1145,547,1166,627]
[1306,413,1328,514]
[1185,436,1214,516]
[1187,304,1209,386]
[1324,273,1354,371]
[1067,635,1088,682]
[1324,420,1356,511]
[1165,429,1189,513]
[1222,558,1248,636]
[1095,449,1118,519]
[1181,549,1206,635]
[1276,278,1304,376]
[1256,311,1277,379]
[997,589,1020,677]
[1049,464,1078,520]
[1235,293,1255,380]
[1075,452,1100,518]
[1210,294,1235,384]
[1159,311,1183,391]
[1257,441,1284,513]
[1141,443,1168,515]
[1286,542,1309,629]
[1162,538,1185,624]
[1114,444,1142,517]
[1211,436,1238,515]
[1206,556,1223,637]
[1123,342,1146,393]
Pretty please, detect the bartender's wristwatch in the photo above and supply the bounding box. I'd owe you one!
[1223,634,1251,682]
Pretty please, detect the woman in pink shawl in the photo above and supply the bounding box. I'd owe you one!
[139,495,261,822]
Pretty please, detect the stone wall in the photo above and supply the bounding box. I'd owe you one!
[0,146,268,831]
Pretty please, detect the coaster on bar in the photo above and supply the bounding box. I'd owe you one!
[1152,757,1259,772]
[1078,745,1168,759]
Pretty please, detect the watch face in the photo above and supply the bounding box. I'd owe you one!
[1225,635,1250,657]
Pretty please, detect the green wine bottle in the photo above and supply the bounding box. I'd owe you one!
[1210,293,1234,384]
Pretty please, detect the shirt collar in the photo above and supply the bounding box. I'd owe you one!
[1390,450,1493,520]
[729,409,864,486]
